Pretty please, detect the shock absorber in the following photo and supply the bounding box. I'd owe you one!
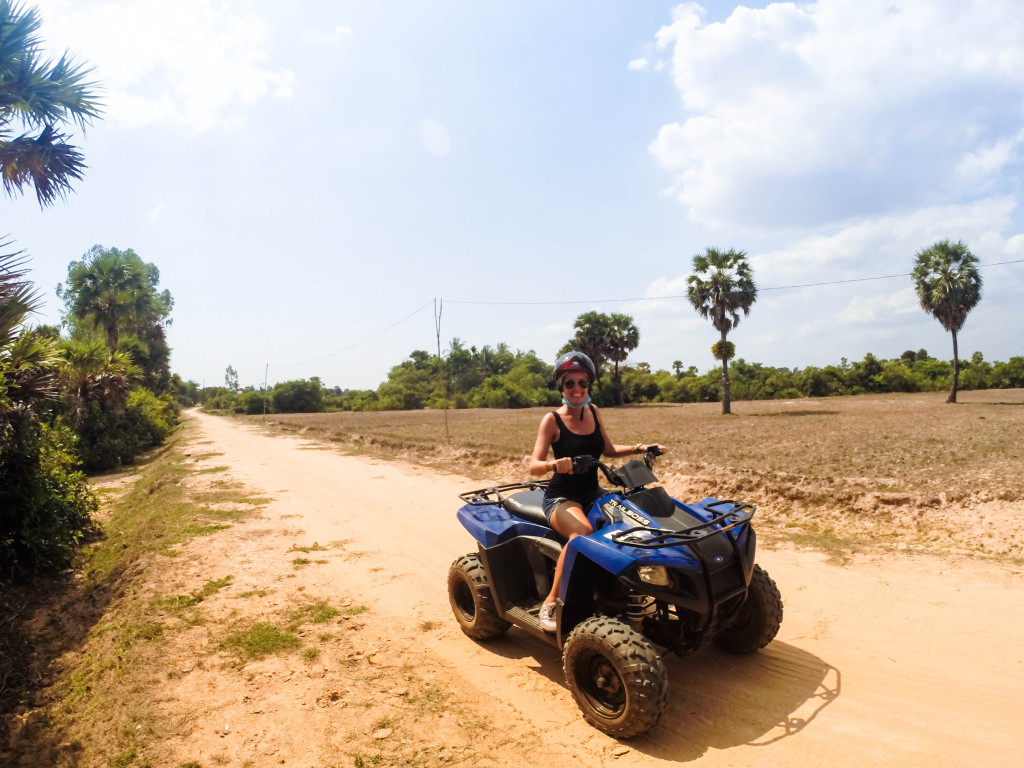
[626,593,650,631]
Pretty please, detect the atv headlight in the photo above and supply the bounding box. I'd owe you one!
[637,565,673,588]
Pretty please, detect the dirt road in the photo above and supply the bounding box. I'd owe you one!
[178,410,1024,767]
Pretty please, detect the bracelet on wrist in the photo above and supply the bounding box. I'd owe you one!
[633,443,645,454]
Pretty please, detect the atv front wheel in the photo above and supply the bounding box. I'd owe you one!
[714,564,783,654]
[562,616,668,738]
[448,554,511,640]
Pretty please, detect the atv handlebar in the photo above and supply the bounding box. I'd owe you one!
[457,449,665,506]
[572,450,662,492]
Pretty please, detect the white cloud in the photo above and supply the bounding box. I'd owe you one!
[421,118,451,157]
[836,287,918,325]
[145,202,165,221]
[312,25,354,46]
[35,0,294,132]
[648,0,1024,231]
[632,195,1024,370]
[627,58,649,71]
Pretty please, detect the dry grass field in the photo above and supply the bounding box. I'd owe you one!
[248,389,1024,561]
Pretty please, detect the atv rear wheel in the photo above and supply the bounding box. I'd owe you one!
[715,564,783,654]
[562,616,668,738]
[448,554,511,640]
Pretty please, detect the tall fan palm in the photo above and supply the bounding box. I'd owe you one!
[58,247,157,352]
[911,239,982,404]
[687,248,757,415]
[605,313,639,405]
[0,0,102,206]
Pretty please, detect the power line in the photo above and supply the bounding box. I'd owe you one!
[444,258,1024,306]
[269,300,434,367]
[251,257,1022,376]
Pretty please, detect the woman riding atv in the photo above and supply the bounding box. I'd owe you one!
[528,351,665,631]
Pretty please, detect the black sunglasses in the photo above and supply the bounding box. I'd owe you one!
[562,378,589,390]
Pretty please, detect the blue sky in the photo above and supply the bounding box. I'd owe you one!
[11,0,1024,390]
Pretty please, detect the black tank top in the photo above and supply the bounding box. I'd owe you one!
[546,405,604,499]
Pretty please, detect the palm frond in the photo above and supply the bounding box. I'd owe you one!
[0,0,102,206]
[1,239,42,347]
[0,125,86,204]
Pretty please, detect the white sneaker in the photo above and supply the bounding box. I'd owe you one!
[538,601,556,632]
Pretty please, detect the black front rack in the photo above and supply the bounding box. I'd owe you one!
[609,500,756,550]
[459,480,549,507]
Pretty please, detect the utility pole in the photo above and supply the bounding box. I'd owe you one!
[434,298,450,443]
[263,364,269,422]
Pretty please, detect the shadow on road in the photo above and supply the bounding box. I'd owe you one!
[471,631,838,761]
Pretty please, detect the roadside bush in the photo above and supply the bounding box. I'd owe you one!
[205,389,238,412]
[238,390,271,415]
[76,388,179,472]
[0,417,98,579]
[273,379,324,413]
[125,388,178,446]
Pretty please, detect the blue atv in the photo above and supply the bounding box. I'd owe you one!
[447,449,783,738]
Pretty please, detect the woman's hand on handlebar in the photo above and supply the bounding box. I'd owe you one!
[552,456,573,474]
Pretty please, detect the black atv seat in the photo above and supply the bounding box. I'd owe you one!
[502,489,549,527]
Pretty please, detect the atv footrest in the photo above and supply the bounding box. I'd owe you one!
[506,604,557,642]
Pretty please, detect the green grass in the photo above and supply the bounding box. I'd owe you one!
[224,623,301,659]
[288,542,329,553]
[236,589,268,599]
[84,438,262,581]
[344,605,368,616]
[155,576,234,616]
[181,523,231,537]
[411,684,450,715]
[41,423,268,751]
[191,489,270,506]
[299,602,342,626]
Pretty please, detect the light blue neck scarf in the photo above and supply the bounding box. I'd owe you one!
[563,394,592,409]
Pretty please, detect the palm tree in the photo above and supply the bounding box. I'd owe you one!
[687,248,757,414]
[57,246,172,354]
[1,243,58,420]
[58,335,139,425]
[605,313,639,405]
[0,0,102,206]
[911,239,982,403]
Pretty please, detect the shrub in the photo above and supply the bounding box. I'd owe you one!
[272,379,324,413]
[126,388,177,445]
[76,388,178,472]
[238,390,271,415]
[0,417,98,579]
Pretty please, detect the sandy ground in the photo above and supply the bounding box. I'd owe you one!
[146,410,1024,767]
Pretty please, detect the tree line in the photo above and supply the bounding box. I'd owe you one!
[1,245,181,578]
[204,239,995,415]
[202,339,1023,416]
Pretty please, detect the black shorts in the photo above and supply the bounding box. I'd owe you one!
[542,487,608,522]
